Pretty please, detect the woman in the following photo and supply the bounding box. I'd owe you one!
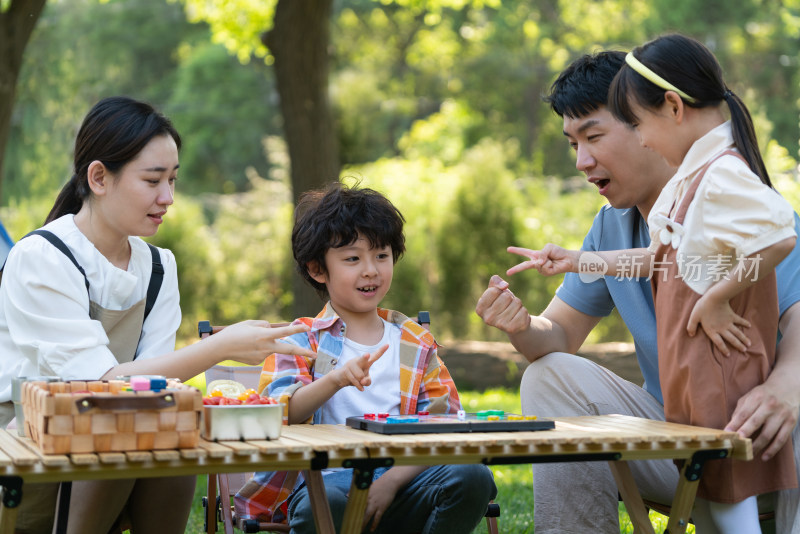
[0,96,314,534]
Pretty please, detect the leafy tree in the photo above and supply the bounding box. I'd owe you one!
[436,139,531,336]
[5,0,204,204]
[0,0,47,202]
[5,0,800,342]
[181,0,339,317]
[166,42,280,195]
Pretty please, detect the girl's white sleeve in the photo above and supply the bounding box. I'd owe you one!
[700,161,796,258]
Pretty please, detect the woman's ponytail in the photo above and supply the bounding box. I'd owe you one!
[45,174,88,224]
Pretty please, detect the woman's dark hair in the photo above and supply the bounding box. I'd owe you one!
[292,181,406,298]
[46,96,182,223]
[608,33,771,187]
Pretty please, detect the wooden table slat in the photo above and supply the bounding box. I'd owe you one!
[213,440,259,456]
[179,447,206,460]
[259,434,316,453]
[98,452,126,464]
[0,416,753,534]
[245,438,312,455]
[0,447,13,467]
[125,450,153,463]
[3,433,69,467]
[0,430,40,466]
[152,450,180,461]
[195,440,234,459]
[69,453,99,465]
[282,425,367,450]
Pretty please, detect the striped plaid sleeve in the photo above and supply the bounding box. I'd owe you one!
[416,346,462,414]
[258,327,317,423]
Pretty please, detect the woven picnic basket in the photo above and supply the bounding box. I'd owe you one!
[21,379,202,454]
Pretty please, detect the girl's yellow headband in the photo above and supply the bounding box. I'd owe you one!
[624,52,697,103]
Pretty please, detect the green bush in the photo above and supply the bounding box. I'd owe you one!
[436,138,532,338]
[145,193,213,338]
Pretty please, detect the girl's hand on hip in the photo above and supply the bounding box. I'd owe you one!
[687,295,751,355]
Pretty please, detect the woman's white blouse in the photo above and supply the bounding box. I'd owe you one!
[0,215,181,402]
[647,121,796,295]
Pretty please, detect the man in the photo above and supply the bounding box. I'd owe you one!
[476,51,800,533]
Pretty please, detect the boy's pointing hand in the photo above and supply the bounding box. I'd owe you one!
[335,343,389,391]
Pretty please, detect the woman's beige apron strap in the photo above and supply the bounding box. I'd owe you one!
[90,299,147,364]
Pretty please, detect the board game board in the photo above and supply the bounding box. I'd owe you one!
[345,411,554,434]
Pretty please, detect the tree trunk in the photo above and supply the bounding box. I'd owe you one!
[0,0,48,204]
[263,0,339,318]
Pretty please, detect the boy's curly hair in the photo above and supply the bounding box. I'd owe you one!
[292,181,406,298]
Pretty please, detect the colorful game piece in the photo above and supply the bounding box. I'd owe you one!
[149,377,167,391]
[364,413,376,419]
[487,415,500,421]
[130,376,150,391]
[378,413,390,419]
[387,416,418,424]
[457,410,466,421]
[418,411,429,416]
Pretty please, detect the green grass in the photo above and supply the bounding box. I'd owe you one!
[182,388,690,533]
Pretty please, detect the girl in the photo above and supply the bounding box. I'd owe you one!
[507,34,797,532]
[0,96,314,534]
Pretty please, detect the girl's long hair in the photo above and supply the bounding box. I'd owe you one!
[608,33,771,187]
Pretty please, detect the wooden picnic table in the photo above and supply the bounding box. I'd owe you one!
[0,414,751,534]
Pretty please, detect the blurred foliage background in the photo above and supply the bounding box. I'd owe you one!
[2,0,800,344]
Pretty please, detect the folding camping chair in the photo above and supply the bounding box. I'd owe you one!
[198,313,500,534]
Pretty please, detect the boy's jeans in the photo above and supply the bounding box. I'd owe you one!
[287,464,496,534]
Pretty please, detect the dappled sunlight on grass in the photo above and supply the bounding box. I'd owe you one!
[619,505,695,533]
[472,464,534,534]
[460,388,522,414]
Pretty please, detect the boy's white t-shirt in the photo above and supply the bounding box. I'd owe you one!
[319,318,401,425]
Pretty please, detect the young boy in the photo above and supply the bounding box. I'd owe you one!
[235,182,497,534]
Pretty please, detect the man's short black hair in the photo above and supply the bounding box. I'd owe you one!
[543,51,626,119]
[292,181,406,298]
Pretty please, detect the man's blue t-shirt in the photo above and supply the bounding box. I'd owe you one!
[555,206,800,405]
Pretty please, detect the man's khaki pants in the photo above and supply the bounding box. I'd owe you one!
[520,352,799,534]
